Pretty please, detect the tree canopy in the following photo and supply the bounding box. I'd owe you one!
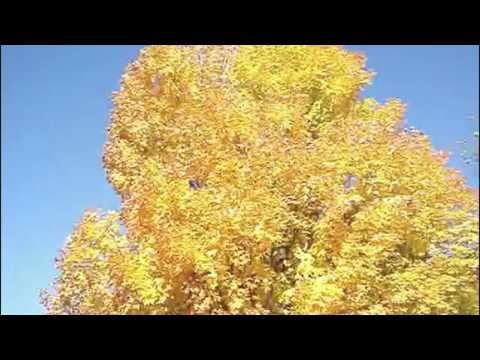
[41,46,479,315]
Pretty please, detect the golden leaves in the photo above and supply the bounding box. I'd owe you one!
[43,45,479,315]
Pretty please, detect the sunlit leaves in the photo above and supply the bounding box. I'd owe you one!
[43,45,479,315]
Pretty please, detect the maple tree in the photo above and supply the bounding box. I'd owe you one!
[41,46,479,315]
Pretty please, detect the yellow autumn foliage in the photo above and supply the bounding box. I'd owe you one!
[41,45,479,315]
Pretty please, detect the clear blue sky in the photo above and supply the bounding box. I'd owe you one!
[1,45,478,315]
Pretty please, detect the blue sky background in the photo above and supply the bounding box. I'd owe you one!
[1,45,479,315]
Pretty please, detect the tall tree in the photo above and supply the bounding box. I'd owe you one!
[42,46,479,315]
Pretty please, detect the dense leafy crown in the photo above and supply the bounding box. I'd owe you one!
[42,46,479,315]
